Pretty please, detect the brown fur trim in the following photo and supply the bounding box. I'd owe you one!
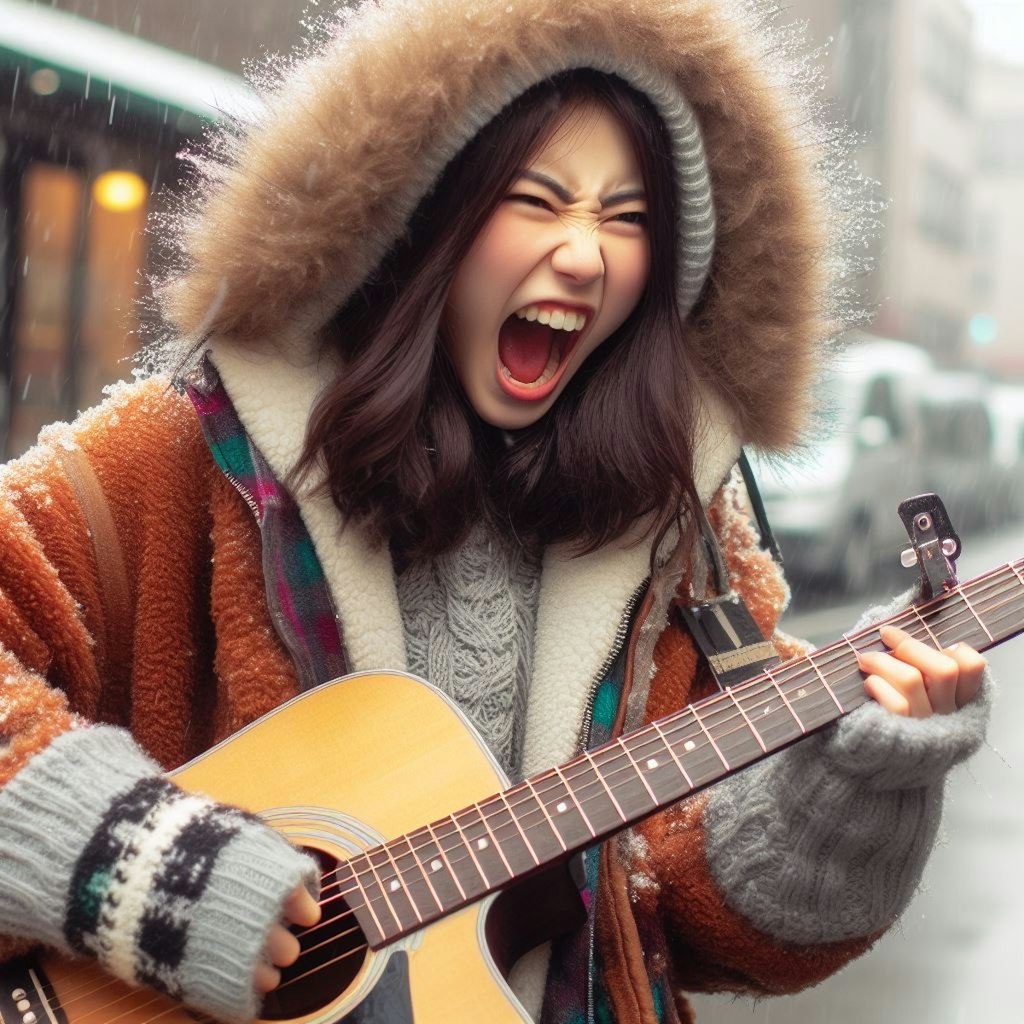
[160,0,829,448]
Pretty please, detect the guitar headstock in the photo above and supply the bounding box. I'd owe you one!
[898,493,961,602]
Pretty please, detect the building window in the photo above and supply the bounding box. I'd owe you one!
[918,160,967,250]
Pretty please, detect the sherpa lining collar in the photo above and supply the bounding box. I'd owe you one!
[209,339,738,776]
[162,0,832,453]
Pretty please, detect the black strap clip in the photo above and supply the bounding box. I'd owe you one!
[677,597,780,690]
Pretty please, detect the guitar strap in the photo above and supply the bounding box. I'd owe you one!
[675,455,782,690]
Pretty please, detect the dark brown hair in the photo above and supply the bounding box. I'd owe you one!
[298,69,704,561]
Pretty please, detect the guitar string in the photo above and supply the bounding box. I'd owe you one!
[300,570,1020,932]
[286,568,1022,952]
[44,562,1024,1011]
[308,568,1017,905]
[278,570,1024,982]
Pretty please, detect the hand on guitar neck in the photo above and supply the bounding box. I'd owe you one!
[857,625,987,719]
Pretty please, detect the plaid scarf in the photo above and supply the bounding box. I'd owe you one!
[184,356,348,691]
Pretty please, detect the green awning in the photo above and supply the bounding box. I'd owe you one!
[0,0,259,122]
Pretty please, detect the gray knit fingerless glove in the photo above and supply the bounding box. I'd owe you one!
[0,727,319,1023]
[703,592,991,946]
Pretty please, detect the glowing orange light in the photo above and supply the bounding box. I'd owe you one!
[93,171,148,213]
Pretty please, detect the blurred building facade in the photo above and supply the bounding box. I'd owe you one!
[1,0,252,458]
[792,0,980,367]
[972,58,1024,377]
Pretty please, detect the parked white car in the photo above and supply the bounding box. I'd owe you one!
[988,383,1024,520]
[750,336,933,594]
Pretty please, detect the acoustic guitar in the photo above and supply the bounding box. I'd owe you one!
[3,556,1021,1024]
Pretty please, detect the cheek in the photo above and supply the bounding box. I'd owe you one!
[603,237,652,325]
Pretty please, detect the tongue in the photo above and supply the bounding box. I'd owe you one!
[498,318,554,383]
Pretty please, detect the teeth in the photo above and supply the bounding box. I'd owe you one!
[513,305,585,332]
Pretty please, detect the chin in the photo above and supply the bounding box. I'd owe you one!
[470,389,555,431]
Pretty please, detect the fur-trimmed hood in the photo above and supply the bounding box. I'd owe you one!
[156,0,868,455]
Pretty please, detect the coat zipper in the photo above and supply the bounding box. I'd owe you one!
[221,468,261,521]
[576,576,650,755]
[577,575,649,1024]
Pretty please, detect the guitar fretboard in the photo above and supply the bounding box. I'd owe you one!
[340,558,1024,947]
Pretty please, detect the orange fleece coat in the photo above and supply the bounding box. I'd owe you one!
[0,381,870,1022]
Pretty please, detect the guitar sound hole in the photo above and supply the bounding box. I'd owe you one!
[261,852,369,1020]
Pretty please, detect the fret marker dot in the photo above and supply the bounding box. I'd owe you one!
[646,758,658,770]
[763,705,772,716]
[389,879,400,892]
[556,801,568,814]
[797,688,807,698]
[684,740,696,752]
[430,859,442,872]
[477,838,489,850]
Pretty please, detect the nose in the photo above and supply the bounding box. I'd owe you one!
[550,225,604,286]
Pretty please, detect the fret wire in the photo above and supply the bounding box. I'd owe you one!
[650,719,694,787]
[427,819,477,898]
[692,706,730,769]
[724,686,767,752]
[762,664,806,732]
[371,837,423,926]
[553,765,597,837]
[524,776,568,852]
[498,791,541,865]
[1011,561,1024,589]
[582,748,627,822]
[909,604,941,647]
[966,579,1024,637]
[805,650,845,713]
[949,584,994,642]
[395,831,446,914]
[448,809,495,889]
[346,856,389,942]
[361,847,405,935]
[469,799,515,877]
[617,734,660,803]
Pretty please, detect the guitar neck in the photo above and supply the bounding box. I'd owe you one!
[345,558,1024,947]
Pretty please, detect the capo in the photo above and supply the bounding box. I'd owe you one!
[898,493,961,601]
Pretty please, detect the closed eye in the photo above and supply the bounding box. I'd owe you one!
[612,211,647,226]
[507,193,554,211]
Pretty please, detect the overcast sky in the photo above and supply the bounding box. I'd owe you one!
[965,0,1024,64]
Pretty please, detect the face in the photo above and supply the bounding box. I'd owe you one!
[443,100,652,429]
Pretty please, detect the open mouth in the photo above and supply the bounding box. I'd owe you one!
[496,307,588,401]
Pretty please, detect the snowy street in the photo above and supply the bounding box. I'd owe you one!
[690,519,1024,1024]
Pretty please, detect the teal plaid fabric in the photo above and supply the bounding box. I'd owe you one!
[184,357,348,691]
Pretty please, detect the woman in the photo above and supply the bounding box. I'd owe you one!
[0,2,989,1022]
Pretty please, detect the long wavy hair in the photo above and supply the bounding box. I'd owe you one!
[297,69,705,561]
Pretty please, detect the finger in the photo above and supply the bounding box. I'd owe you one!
[862,673,914,717]
[265,923,301,968]
[879,626,959,714]
[284,884,322,928]
[253,961,281,995]
[943,642,987,708]
[858,649,932,718]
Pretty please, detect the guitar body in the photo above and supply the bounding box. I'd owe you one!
[27,673,584,1024]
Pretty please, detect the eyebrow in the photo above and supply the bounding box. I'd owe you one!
[518,169,646,207]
